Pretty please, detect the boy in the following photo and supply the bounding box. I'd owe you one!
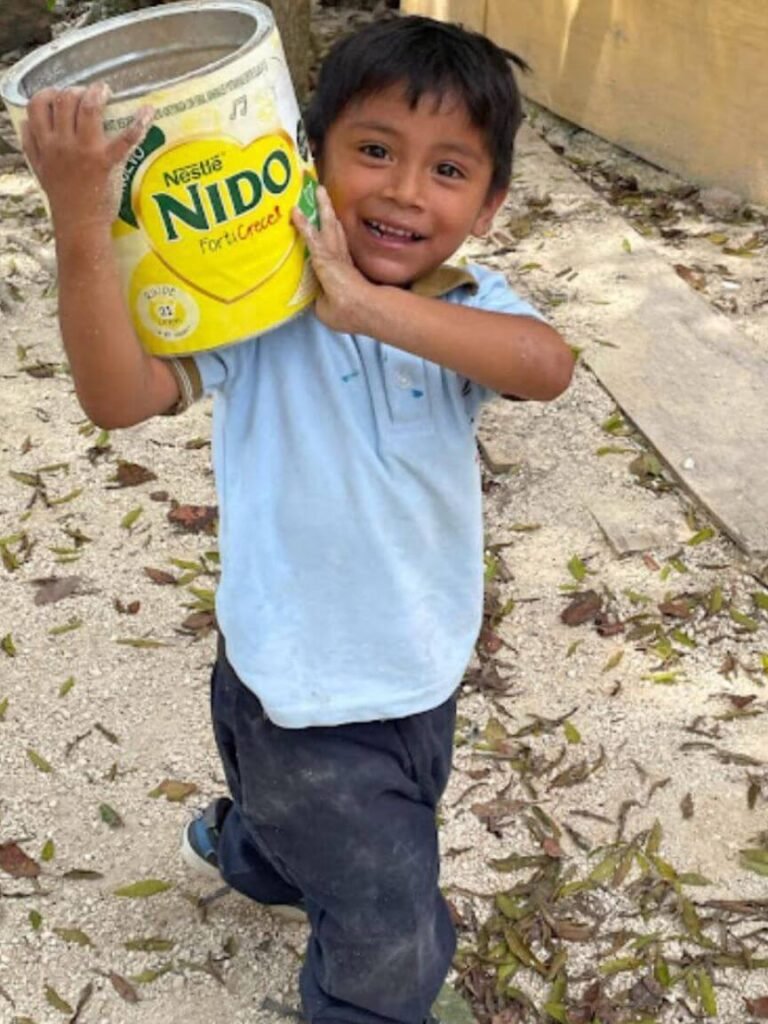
[22,15,573,1024]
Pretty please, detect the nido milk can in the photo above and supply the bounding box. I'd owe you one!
[1,0,320,355]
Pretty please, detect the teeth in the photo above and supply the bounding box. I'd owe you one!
[368,220,422,240]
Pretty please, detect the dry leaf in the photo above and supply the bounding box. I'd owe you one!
[681,792,694,819]
[659,597,691,619]
[143,566,176,586]
[114,879,173,898]
[674,264,706,290]
[167,503,218,534]
[149,779,198,803]
[108,972,140,1004]
[0,841,40,878]
[109,460,157,488]
[561,590,602,626]
[45,985,73,1014]
[32,575,85,605]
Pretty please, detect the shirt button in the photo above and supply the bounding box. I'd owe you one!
[397,372,412,389]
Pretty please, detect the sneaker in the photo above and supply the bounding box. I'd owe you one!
[181,797,308,923]
[181,796,231,880]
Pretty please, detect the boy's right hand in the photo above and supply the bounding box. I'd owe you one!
[21,82,153,235]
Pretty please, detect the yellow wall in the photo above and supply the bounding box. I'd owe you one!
[404,0,768,203]
[401,0,486,33]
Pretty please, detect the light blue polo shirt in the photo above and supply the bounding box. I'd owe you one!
[188,263,542,727]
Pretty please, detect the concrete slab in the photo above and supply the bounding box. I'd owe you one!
[588,498,685,557]
[506,128,768,556]
[580,230,768,555]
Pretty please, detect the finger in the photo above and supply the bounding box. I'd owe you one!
[316,184,337,232]
[20,119,41,174]
[105,104,154,167]
[26,87,59,140]
[51,87,85,140]
[317,186,351,258]
[75,81,110,144]
[290,207,325,260]
[292,206,320,249]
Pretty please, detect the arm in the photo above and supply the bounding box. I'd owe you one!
[293,188,574,401]
[22,84,179,428]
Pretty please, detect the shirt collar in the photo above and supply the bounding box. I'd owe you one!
[409,263,479,299]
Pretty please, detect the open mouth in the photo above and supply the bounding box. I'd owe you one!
[364,219,426,243]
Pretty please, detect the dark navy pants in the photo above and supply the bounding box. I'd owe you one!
[209,643,457,1024]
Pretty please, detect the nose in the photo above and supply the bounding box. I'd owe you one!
[383,162,425,208]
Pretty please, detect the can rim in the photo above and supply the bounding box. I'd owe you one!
[1,0,274,107]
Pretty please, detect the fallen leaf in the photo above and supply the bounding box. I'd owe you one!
[121,506,143,531]
[602,649,624,673]
[124,937,175,952]
[167,503,218,534]
[563,720,581,744]
[109,460,157,488]
[48,617,83,636]
[149,779,198,803]
[32,575,85,605]
[673,261,707,290]
[53,927,94,947]
[143,566,176,586]
[745,997,768,1018]
[115,636,168,649]
[99,803,124,828]
[179,610,216,635]
[63,868,104,881]
[130,963,173,984]
[59,676,75,697]
[108,972,140,1004]
[114,879,173,898]
[658,597,691,618]
[730,608,759,632]
[27,748,53,773]
[70,980,94,1024]
[681,792,694,819]
[740,848,768,876]
[698,968,717,1017]
[0,841,40,878]
[567,554,589,582]
[561,590,602,626]
[44,985,73,1014]
[94,722,119,745]
[542,836,563,858]
[594,613,624,637]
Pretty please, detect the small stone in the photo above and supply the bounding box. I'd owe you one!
[682,457,696,471]
[698,186,743,219]
[476,432,523,475]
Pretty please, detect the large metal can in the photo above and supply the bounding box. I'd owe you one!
[1,0,319,356]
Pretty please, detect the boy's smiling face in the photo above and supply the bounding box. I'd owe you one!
[316,84,506,286]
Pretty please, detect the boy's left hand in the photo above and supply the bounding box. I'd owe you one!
[292,186,373,333]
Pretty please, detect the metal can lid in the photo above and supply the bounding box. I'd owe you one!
[1,0,273,107]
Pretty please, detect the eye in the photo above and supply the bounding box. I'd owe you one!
[360,143,389,160]
[436,162,465,180]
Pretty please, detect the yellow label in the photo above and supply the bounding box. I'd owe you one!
[134,133,303,304]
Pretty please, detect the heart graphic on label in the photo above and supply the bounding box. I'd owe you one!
[133,133,304,303]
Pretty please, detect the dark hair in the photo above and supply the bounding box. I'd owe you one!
[304,16,528,195]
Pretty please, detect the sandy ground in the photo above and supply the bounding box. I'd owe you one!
[1,5,767,1024]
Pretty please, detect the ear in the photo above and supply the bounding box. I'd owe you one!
[471,187,507,237]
